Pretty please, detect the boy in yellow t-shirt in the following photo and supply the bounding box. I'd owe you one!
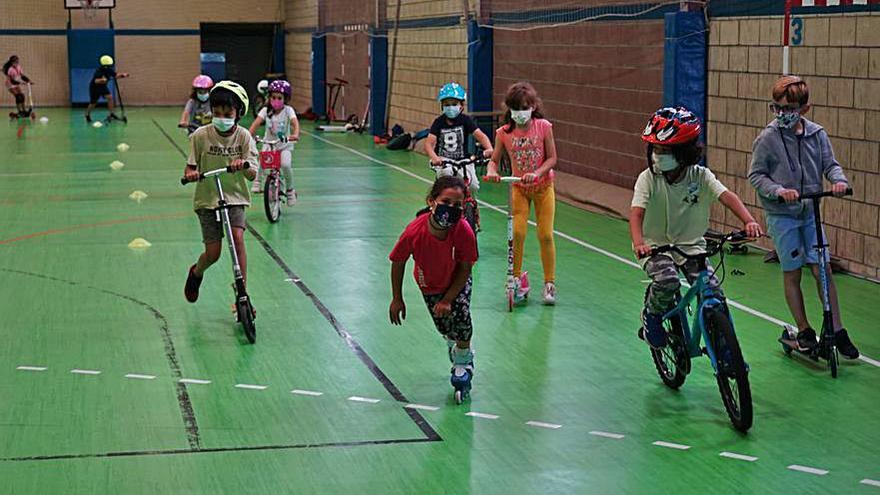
[183,81,258,303]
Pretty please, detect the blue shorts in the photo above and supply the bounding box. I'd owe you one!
[766,211,830,272]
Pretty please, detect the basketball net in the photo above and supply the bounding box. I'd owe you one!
[79,0,98,19]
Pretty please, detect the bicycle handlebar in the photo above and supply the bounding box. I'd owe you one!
[640,230,753,260]
[180,166,236,185]
[777,187,853,203]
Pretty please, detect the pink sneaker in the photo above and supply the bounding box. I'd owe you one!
[517,271,530,299]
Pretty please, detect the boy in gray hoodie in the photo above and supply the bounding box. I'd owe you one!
[748,75,858,359]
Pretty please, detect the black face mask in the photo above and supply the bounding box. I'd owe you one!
[432,203,462,229]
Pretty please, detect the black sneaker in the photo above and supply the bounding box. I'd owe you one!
[835,329,860,360]
[796,328,819,350]
[184,264,203,303]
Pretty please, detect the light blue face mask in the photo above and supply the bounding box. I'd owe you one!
[196,92,209,102]
[652,151,679,172]
[212,117,235,132]
[443,105,462,119]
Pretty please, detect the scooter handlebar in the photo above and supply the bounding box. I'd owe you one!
[482,175,522,183]
[776,187,853,203]
[180,166,236,185]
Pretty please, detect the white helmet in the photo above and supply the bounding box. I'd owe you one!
[257,79,269,95]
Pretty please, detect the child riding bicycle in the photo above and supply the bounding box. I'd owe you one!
[630,107,761,348]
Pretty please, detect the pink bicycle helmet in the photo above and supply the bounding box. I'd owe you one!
[268,80,291,96]
[192,75,214,89]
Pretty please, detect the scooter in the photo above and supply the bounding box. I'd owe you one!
[778,187,853,377]
[181,167,257,344]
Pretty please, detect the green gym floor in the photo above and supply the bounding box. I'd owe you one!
[1,108,878,494]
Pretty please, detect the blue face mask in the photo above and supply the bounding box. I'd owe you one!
[212,117,235,132]
[196,92,209,102]
[443,105,462,119]
[432,203,462,229]
[775,111,800,129]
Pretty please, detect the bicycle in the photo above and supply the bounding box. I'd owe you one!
[256,136,289,223]
[778,188,853,378]
[429,145,487,235]
[180,166,257,344]
[638,230,754,432]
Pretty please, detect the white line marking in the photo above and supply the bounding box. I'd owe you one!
[179,378,211,385]
[291,389,323,396]
[465,412,499,420]
[16,366,47,372]
[526,421,562,429]
[405,403,439,411]
[284,277,301,283]
[589,430,625,439]
[653,441,691,450]
[719,452,758,462]
[787,465,828,476]
[306,131,880,370]
[861,479,880,488]
[124,373,156,380]
[347,396,380,404]
[235,384,267,390]
[70,369,101,375]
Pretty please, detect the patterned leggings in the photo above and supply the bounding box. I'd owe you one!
[643,254,722,314]
[422,277,473,342]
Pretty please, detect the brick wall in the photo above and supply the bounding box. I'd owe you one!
[708,14,880,280]
[492,20,665,189]
[284,0,318,112]
[2,0,283,106]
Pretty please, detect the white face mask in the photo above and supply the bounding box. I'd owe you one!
[511,108,533,125]
[212,117,235,132]
[443,105,462,119]
[652,151,679,172]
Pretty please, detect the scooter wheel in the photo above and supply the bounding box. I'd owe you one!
[507,290,514,312]
[781,342,793,356]
[454,389,463,405]
[238,300,257,344]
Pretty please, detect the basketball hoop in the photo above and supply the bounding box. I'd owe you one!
[79,0,98,19]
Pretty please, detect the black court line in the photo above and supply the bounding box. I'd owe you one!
[0,268,202,450]
[246,226,441,441]
[152,118,189,157]
[0,437,435,462]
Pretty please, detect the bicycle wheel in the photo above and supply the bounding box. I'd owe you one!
[464,201,479,234]
[263,173,281,223]
[706,309,753,432]
[649,314,690,389]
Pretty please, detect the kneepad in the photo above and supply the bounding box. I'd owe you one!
[14,93,25,104]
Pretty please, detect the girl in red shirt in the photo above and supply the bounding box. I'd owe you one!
[389,176,478,403]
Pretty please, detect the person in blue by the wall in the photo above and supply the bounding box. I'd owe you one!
[85,55,130,124]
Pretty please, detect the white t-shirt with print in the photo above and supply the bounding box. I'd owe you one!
[258,105,296,152]
[631,165,728,262]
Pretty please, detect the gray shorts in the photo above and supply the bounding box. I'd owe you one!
[196,206,246,243]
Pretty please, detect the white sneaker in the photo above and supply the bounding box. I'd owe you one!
[286,189,297,206]
[542,282,557,305]
[251,180,262,193]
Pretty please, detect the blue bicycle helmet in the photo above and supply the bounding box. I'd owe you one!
[438,82,466,102]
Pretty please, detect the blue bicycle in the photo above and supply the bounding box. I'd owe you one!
[639,230,753,432]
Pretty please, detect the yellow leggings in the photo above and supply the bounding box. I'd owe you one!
[512,184,556,283]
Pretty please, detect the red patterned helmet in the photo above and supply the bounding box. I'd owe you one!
[641,106,701,145]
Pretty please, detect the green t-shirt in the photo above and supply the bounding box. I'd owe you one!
[187,125,258,211]
[631,165,728,264]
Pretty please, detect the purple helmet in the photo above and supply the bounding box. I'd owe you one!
[268,80,291,96]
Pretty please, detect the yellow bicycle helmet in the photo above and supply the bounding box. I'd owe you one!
[99,55,114,66]
[210,80,249,121]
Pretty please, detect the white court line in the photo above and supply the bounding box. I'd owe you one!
[653,441,691,450]
[284,277,301,283]
[348,396,380,404]
[235,384,267,391]
[861,479,880,488]
[526,421,562,429]
[124,373,156,380]
[291,389,323,397]
[589,430,625,439]
[70,369,101,375]
[720,452,759,462]
[16,366,47,372]
[305,131,880,369]
[465,412,499,420]
[179,378,211,385]
[787,465,829,476]
[405,403,439,411]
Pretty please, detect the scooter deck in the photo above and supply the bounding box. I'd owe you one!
[779,336,820,358]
